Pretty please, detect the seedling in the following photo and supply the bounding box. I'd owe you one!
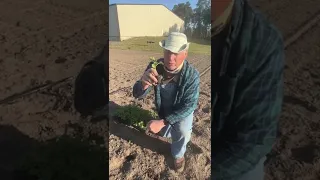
[113,104,158,131]
[149,57,165,84]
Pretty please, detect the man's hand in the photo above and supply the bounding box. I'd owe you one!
[141,68,159,90]
[146,119,166,134]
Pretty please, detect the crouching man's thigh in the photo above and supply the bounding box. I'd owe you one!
[171,112,194,140]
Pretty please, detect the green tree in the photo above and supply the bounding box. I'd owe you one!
[172,2,193,36]
[192,0,211,38]
[172,0,211,39]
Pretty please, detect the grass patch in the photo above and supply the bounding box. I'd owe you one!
[112,104,158,131]
[110,36,210,55]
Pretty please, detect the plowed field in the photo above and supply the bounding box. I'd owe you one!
[0,0,319,179]
[109,49,212,179]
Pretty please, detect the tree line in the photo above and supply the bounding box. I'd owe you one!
[172,0,211,39]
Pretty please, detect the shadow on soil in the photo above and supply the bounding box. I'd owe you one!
[0,123,108,180]
[109,101,203,170]
[283,95,318,112]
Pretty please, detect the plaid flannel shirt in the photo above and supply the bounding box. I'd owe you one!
[212,0,285,179]
[133,59,200,125]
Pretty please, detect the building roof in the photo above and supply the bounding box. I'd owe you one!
[109,3,183,22]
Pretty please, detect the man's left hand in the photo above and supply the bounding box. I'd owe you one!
[146,119,166,134]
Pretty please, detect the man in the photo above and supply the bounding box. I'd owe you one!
[211,0,284,180]
[132,32,200,172]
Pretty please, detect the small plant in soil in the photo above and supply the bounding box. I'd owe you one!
[150,56,161,69]
[149,57,165,84]
[150,57,165,75]
[113,104,158,131]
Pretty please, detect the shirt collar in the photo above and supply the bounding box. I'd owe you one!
[211,0,235,37]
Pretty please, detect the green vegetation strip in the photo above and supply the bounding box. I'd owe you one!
[112,104,158,131]
[110,37,210,55]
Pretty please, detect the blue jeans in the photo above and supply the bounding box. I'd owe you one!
[158,82,194,159]
[158,112,194,159]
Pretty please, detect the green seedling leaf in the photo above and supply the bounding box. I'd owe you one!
[149,57,164,70]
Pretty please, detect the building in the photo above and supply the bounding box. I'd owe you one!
[109,4,184,41]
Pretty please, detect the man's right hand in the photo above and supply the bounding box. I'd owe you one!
[141,68,159,90]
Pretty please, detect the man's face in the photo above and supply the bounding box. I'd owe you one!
[163,49,187,71]
[211,0,232,21]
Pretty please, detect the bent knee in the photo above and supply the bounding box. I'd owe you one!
[174,114,194,136]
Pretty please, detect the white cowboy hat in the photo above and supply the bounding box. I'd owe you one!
[159,32,190,53]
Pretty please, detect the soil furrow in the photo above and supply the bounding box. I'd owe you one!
[249,0,320,38]
[0,24,107,99]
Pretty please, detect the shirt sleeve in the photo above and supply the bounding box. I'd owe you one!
[165,70,200,125]
[132,62,153,99]
[132,80,152,99]
[212,40,285,179]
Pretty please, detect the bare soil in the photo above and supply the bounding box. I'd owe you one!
[0,0,108,179]
[247,1,320,180]
[264,23,320,180]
